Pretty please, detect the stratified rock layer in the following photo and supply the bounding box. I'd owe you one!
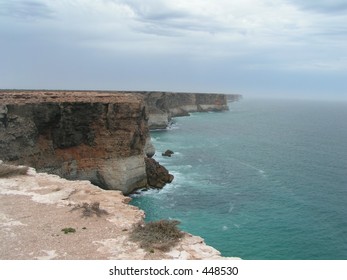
[0,90,239,193]
[0,91,149,194]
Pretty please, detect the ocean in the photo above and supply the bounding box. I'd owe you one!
[130,98,347,260]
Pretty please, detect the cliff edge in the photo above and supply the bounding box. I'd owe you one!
[0,165,239,260]
[0,91,150,195]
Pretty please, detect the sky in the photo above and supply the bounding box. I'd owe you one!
[0,0,346,100]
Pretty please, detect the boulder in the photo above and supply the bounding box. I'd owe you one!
[162,149,174,157]
[145,158,174,188]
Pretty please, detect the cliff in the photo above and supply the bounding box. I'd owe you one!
[0,90,236,192]
[138,91,237,129]
[0,91,150,195]
[0,164,239,260]
[0,90,241,260]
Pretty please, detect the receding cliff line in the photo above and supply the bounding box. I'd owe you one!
[0,90,239,194]
[139,91,240,129]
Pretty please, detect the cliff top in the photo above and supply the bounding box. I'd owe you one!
[0,90,143,105]
[0,90,240,105]
[0,165,239,260]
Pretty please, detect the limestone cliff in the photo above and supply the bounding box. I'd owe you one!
[138,91,239,129]
[0,90,236,193]
[0,90,241,260]
[0,91,149,194]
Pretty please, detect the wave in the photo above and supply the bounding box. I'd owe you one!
[230,157,266,176]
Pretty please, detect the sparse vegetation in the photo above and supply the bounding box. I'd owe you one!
[61,227,76,234]
[129,219,184,252]
[0,163,29,178]
[70,202,108,217]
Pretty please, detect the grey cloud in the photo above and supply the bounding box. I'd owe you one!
[120,0,228,37]
[288,0,347,14]
[0,0,53,19]
[133,18,231,38]
[122,0,188,21]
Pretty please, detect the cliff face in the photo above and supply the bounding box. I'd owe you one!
[139,91,237,129]
[0,90,236,193]
[0,91,150,194]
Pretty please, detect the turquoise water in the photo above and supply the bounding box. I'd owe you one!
[130,98,347,259]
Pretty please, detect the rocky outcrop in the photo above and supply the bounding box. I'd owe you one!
[0,91,150,195]
[139,91,239,129]
[145,158,174,188]
[162,149,174,157]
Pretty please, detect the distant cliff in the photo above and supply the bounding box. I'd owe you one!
[139,91,240,129]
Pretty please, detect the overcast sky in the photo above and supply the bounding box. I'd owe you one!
[0,0,346,100]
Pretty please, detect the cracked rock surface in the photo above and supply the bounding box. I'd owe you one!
[0,168,240,260]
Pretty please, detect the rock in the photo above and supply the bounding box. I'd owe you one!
[0,167,239,259]
[0,90,240,193]
[144,136,155,158]
[0,105,8,128]
[0,91,149,194]
[140,92,236,130]
[144,158,174,188]
[162,149,174,157]
[147,113,170,130]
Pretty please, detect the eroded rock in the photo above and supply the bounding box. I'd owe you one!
[145,158,174,188]
[162,150,174,157]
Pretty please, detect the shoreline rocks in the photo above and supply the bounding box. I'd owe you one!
[144,158,174,188]
[162,149,174,157]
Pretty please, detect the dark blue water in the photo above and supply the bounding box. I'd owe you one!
[131,98,347,259]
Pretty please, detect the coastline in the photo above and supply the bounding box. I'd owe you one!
[0,165,239,260]
[0,90,241,260]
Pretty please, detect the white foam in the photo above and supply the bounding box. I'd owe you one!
[231,157,266,176]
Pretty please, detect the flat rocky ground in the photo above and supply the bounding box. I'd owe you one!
[0,168,236,260]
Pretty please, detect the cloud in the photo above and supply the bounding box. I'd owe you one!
[287,0,347,14]
[0,0,53,19]
[0,0,346,98]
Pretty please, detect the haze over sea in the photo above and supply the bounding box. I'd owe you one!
[131,98,347,260]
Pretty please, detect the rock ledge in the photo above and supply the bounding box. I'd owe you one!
[0,167,240,260]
